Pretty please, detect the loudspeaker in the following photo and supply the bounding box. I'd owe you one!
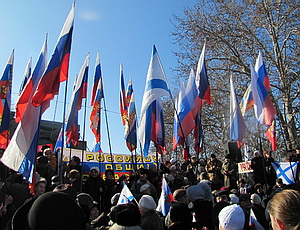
[70,141,87,150]
[224,142,242,162]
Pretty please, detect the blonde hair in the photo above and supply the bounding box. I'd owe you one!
[268,189,300,230]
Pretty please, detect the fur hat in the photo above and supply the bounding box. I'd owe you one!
[173,189,187,201]
[114,203,141,226]
[111,193,121,206]
[139,195,156,212]
[218,204,245,230]
[170,158,176,164]
[13,192,85,230]
[250,193,261,205]
[229,194,239,204]
[140,184,150,193]
[90,166,100,174]
[76,193,94,210]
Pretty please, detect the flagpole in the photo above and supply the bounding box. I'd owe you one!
[103,98,114,175]
[257,123,267,186]
[59,79,69,184]
[80,95,88,192]
[50,93,59,146]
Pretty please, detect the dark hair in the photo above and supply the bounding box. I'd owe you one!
[72,156,80,164]
[105,169,114,176]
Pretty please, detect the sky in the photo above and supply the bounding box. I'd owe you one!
[0,1,195,155]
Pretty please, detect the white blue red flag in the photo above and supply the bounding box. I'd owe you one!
[64,53,89,146]
[0,50,14,147]
[251,52,276,125]
[156,176,174,216]
[139,45,170,156]
[91,51,101,106]
[230,76,246,148]
[196,44,211,105]
[15,38,48,124]
[31,4,74,107]
[117,183,135,205]
[272,162,298,185]
[249,208,265,230]
[176,69,198,139]
[119,64,128,126]
[240,84,254,117]
[1,39,47,183]
[19,58,32,95]
[90,53,104,149]
[124,80,137,152]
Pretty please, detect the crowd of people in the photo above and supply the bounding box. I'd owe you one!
[0,146,299,230]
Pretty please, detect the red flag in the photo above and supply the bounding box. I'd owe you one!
[266,119,276,151]
[0,50,14,147]
[31,4,74,107]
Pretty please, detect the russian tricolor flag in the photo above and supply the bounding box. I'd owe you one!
[1,38,47,183]
[90,52,104,146]
[196,44,211,105]
[251,52,276,125]
[65,53,89,146]
[31,4,74,107]
[156,176,174,216]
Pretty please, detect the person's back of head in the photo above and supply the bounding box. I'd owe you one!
[218,204,245,230]
[268,189,300,230]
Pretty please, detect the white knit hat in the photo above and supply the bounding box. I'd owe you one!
[219,204,245,230]
[139,195,156,212]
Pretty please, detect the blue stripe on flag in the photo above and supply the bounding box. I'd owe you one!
[145,79,169,92]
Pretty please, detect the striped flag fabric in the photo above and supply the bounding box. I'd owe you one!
[0,50,14,147]
[138,45,171,156]
[195,44,211,105]
[249,208,265,230]
[251,52,276,125]
[230,76,246,148]
[119,63,128,125]
[31,4,75,107]
[65,53,89,146]
[15,38,48,124]
[19,58,32,94]
[91,51,101,106]
[90,53,104,148]
[1,39,47,183]
[124,80,137,152]
[156,176,174,216]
